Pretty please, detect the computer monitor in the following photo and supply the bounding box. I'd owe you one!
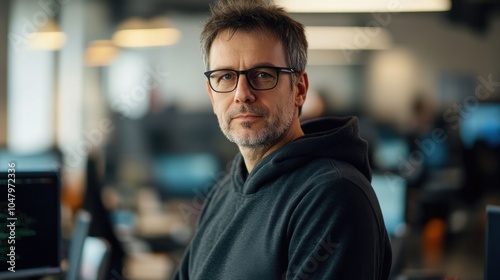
[485,205,500,280]
[372,130,410,171]
[153,152,220,198]
[371,172,407,237]
[371,172,408,278]
[0,170,61,279]
[460,103,500,149]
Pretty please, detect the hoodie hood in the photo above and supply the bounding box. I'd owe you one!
[231,116,372,194]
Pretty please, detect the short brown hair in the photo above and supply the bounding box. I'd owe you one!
[200,0,308,72]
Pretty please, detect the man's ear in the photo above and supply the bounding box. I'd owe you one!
[295,71,309,107]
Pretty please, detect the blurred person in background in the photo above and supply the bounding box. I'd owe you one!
[174,0,392,279]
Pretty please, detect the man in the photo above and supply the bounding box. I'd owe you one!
[174,0,392,279]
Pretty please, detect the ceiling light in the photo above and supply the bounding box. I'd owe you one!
[112,17,181,48]
[85,40,119,67]
[113,28,180,48]
[308,50,363,65]
[27,32,66,50]
[27,19,66,50]
[306,26,392,50]
[274,0,451,13]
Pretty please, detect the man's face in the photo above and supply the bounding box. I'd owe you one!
[207,29,305,148]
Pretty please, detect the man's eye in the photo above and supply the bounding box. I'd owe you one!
[252,70,275,80]
[221,73,234,80]
[257,72,272,79]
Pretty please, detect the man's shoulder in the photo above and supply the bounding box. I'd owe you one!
[298,157,370,186]
[293,158,378,210]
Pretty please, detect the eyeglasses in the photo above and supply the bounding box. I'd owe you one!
[204,66,296,93]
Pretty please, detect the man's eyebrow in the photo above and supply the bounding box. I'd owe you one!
[210,63,280,71]
[251,63,278,68]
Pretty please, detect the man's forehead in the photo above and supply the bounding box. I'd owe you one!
[215,28,279,43]
[209,29,285,59]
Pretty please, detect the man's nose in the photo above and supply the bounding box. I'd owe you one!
[233,74,256,104]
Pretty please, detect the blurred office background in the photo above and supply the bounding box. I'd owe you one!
[0,0,499,279]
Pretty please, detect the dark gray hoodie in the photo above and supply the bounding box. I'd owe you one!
[174,117,392,280]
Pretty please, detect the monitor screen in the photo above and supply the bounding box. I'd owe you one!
[0,170,61,278]
[372,130,410,171]
[371,172,407,237]
[153,153,220,198]
[460,103,500,149]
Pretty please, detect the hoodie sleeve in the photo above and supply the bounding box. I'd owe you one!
[285,177,391,280]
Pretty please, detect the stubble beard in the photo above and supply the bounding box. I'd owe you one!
[217,95,296,149]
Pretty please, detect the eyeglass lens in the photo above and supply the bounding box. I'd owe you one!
[208,67,279,92]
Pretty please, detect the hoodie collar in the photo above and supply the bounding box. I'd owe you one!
[231,116,372,194]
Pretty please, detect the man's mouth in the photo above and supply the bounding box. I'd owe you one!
[233,114,261,121]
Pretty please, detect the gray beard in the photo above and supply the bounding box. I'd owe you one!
[218,97,296,149]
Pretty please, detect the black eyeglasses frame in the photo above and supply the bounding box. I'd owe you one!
[204,66,296,93]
